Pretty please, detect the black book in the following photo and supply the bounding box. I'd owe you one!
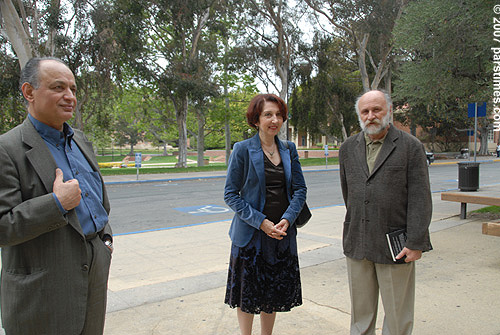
[386,229,407,263]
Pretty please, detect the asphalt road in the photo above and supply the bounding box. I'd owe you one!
[107,162,500,235]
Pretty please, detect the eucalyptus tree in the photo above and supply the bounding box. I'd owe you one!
[114,0,230,168]
[122,83,178,156]
[0,0,127,136]
[187,74,258,165]
[240,0,301,99]
[236,0,307,138]
[304,0,408,93]
[0,47,24,134]
[111,85,156,155]
[190,86,219,166]
[0,0,51,67]
[393,0,492,153]
[210,74,259,144]
[216,11,254,165]
[290,35,361,141]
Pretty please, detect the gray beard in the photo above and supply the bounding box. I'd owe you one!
[359,114,391,135]
[363,123,386,135]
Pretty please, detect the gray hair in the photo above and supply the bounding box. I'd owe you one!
[19,57,68,91]
[354,89,393,116]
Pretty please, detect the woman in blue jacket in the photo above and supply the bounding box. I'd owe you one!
[224,94,307,335]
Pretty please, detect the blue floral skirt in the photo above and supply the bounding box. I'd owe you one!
[224,227,302,314]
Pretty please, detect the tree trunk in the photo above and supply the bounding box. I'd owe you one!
[478,126,489,155]
[224,88,231,166]
[357,34,371,92]
[278,66,288,140]
[339,113,348,142]
[1,0,33,68]
[196,111,205,167]
[74,106,83,130]
[386,65,393,124]
[45,0,60,55]
[162,143,168,156]
[175,96,188,168]
[385,65,392,94]
[370,45,390,90]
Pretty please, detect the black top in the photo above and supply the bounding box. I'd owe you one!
[262,153,289,224]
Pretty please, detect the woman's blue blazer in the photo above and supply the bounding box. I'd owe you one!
[224,134,307,248]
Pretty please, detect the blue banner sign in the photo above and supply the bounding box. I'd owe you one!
[468,102,487,118]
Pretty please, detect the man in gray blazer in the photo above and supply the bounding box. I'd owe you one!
[0,57,113,334]
[339,90,432,335]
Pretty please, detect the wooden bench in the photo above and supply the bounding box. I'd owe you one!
[441,192,500,219]
[482,222,500,237]
[441,192,500,237]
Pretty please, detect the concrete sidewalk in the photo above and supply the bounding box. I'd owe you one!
[1,164,499,335]
[102,180,500,335]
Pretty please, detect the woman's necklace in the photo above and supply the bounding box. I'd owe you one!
[262,144,276,157]
[260,134,276,158]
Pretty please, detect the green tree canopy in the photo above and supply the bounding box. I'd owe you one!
[393,0,492,151]
[290,35,362,141]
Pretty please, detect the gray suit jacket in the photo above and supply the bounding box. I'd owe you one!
[339,125,432,264]
[0,118,112,334]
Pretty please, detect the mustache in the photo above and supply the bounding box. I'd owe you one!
[364,119,381,126]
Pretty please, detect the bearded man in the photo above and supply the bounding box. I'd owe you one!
[338,90,432,335]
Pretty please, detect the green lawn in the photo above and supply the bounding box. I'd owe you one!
[472,206,500,214]
[97,155,182,164]
[300,157,339,166]
[99,156,339,176]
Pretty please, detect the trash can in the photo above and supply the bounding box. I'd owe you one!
[304,150,309,159]
[457,162,480,191]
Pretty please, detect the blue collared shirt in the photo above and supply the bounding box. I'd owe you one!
[28,114,108,235]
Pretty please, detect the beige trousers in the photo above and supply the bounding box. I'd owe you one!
[346,257,415,335]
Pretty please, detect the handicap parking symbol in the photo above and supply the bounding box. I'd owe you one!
[175,205,231,216]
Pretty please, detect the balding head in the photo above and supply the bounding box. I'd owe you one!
[355,90,392,140]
